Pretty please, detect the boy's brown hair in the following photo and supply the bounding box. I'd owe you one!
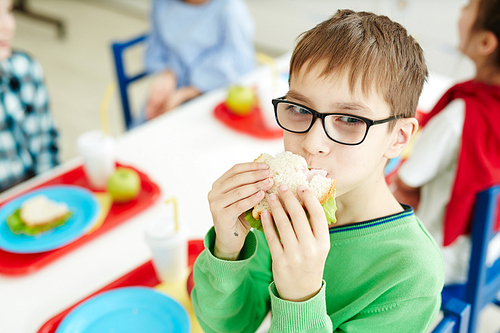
[290,9,427,122]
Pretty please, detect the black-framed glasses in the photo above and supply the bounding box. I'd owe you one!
[272,97,402,146]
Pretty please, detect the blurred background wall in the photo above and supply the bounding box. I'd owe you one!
[12,0,471,162]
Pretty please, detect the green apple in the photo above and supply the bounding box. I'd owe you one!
[107,167,141,203]
[226,85,256,116]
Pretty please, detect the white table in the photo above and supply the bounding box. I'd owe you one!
[0,82,285,333]
[0,65,454,333]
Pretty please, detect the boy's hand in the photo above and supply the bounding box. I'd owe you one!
[261,185,330,302]
[209,162,274,260]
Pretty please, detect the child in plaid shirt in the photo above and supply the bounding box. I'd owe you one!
[0,0,59,192]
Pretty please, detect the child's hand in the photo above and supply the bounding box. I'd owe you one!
[163,86,201,112]
[209,162,274,260]
[145,71,176,119]
[261,185,330,302]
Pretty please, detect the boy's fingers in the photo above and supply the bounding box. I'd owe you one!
[220,185,267,214]
[298,186,329,241]
[214,166,272,196]
[224,178,272,205]
[267,193,297,247]
[209,177,273,221]
[261,210,283,257]
[214,162,269,186]
[238,213,252,229]
[279,185,312,242]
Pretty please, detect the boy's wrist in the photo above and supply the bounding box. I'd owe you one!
[213,240,241,261]
[277,284,322,303]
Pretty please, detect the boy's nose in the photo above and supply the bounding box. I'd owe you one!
[302,119,330,155]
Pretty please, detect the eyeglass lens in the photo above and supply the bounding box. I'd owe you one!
[276,102,368,144]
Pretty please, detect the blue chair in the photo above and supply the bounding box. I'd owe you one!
[111,34,149,130]
[440,185,500,332]
[432,298,471,333]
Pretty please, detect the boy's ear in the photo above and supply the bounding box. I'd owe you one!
[478,31,498,57]
[385,118,419,159]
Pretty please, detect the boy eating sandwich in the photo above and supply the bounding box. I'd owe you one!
[192,9,444,332]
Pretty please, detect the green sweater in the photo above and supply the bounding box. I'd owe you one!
[192,207,444,332]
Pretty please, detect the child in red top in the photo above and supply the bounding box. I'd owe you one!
[392,0,500,284]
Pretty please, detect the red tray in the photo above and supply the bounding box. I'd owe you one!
[213,101,283,139]
[37,239,205,333]
[0,163,161,275]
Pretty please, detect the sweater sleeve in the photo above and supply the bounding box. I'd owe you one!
[334,296,441,333]
[191,228,273,333]
[268,281,333,332]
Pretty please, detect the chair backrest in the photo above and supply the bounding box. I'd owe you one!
[111,34,149,130]
[464,185,500,331]
[432,297,471,333]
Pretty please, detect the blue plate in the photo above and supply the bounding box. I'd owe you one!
[56,287,190,333]
[0,185,100,253]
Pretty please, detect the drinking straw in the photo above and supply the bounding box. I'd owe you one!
[256,52,278,90]
[100,82,116,136]
[165,197,179,232]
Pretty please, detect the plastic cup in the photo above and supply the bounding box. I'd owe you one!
[145,215,188,283]
[256,67,289,130]
[76,130,115,190]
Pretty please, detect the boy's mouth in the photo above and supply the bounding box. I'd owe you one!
[305,166,331,181]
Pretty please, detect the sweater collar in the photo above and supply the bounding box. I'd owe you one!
[329,205,414,237]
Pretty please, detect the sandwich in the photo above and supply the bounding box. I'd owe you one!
[245,151,337,232]
[6,195,72,235]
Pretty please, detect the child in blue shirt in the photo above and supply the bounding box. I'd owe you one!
[144,0,256,120]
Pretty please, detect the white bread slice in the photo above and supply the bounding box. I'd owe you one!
[252,151,336,220]
[20,195,70,227]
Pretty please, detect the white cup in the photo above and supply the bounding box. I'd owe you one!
[145,215,188,283]
[76,130,115,190]
[256,67,289,130]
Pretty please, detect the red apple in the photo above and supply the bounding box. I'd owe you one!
[107,167,141,203]
[226,85,256,116]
